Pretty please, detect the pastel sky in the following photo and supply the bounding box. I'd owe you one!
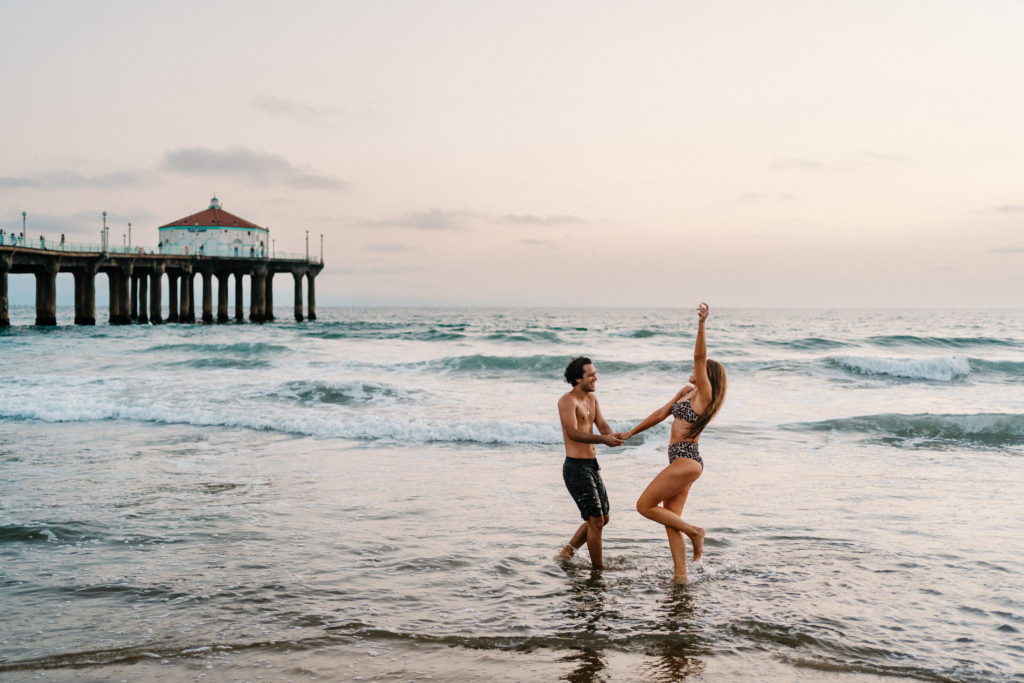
[2,1,1022,307]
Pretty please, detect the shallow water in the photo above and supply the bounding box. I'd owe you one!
[2,307,1022,681]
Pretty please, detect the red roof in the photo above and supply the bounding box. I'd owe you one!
[159,207,266,231]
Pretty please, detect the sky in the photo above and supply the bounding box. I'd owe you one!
[2,0,1022,308]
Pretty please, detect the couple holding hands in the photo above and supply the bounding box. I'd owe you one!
[556,303,727,584]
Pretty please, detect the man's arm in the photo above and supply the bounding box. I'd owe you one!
[558,395,623,446]
[593,397,629,445]
[593,396,613,436]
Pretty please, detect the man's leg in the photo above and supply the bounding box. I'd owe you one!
[585,515,606,568]
[556,522,589,560]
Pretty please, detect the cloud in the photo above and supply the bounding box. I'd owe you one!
[354,210,590,232]
[0,170,148,189]
[861,152,908,164]
[769,157,827,171]
[769,152,907,172]
[497,214,589,226]
[368,243,418,252]
[251,95,337,118]
[735,192,795,206]
[161,146,346,190]
[334,264,428,274]
[0,177,40,189]
[358,209,474,231]
[994,205,1024,213]
[3,212,111,239]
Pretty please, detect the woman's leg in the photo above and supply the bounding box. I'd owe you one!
[636,460,705,560]
[664,485,692,582]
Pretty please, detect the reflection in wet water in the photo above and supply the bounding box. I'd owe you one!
[555,566,708,682]
[558,568,610,682]
[642,587,708,681]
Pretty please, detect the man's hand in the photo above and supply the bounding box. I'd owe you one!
[602,434,626,447]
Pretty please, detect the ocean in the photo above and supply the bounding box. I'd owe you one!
[1,306,1022,682]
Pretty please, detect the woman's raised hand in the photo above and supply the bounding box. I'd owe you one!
[697,302,709,322]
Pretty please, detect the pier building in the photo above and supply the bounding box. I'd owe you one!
[158,197,269,258]
[0,199,323,326]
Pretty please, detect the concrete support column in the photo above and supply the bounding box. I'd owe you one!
[0,258,10,327]
[249,268,266,323]
[35,265,58,326]
[234,272,244,321]
[187,271,196,324]
[167,272,179,323]
[85,268,97,325]
[216,272,229,323]
[74,269,96,325]
[307,272,317,321]
[137,272,149,324]
[150,268,164,324]
[73,272,84,323]
[107,271,121,325]
[202,271,213,323]
[179,270,193,324]
[265,272,274,321]
[130,273,139,322]
[293,272,304,322]
[115,265,132,325]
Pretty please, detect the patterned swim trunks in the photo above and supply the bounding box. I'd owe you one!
[562,457,610,520]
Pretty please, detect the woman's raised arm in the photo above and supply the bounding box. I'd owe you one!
[691,303,712,409]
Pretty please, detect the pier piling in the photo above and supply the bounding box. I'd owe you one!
[0,246,322,327]
[1,255,12,327]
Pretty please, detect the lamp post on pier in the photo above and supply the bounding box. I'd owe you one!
[305,230,309,262]
[320,233,323,264]
[128,222,132,247]
[102,211,108,252]
[21,212,26,248]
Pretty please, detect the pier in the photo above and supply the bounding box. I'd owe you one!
[2,198,324,327]
[0,245,322,326]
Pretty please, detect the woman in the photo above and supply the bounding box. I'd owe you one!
[626,303,727,584]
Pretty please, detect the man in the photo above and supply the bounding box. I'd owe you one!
[555,356,626,568]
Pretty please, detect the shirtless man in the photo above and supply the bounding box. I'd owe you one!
[555,356,627,568]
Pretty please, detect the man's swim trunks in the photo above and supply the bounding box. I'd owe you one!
[563,457,610,520]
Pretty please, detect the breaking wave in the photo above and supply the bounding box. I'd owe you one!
[867,335,1022,349]
[268,380,420,406]
[827,355,971,381]
[784,412,1024,449]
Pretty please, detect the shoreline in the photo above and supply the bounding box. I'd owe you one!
[0,638,903,682]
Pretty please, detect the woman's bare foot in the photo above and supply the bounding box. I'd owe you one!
[671,573,690,585]
[555,544,575,561]
[689,526,705,561]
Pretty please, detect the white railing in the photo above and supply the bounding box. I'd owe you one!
[0,237,320,263]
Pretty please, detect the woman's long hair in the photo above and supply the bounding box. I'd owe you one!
[689,359,726,437]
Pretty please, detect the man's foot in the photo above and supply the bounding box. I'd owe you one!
[555,544,575,561]
[671,573,690,585]
[689,526,705,561]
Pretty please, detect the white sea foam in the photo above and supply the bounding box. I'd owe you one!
[830,355,971,381]
[0,387,563,444]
